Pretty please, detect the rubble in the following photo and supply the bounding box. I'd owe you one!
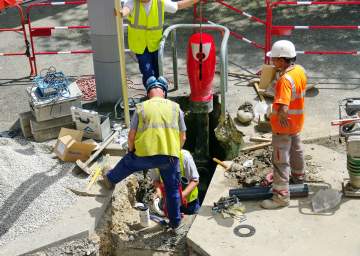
[226,147,323,186]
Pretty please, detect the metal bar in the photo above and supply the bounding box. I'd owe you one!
[274,25,360,30]
[0,52,26,56]
[0,28,23,32]
[159,24,230,120]
[215,0,266,25]
[171,30,179,91]
[265,0,272,64]
[199,16,264,50]
[32,25,90,30]
[298,51,359,55]
[273,1,360,6]
[35,50,93,55]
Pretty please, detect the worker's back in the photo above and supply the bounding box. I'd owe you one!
[135,97,181,157]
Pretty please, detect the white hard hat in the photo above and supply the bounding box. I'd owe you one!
[266,40,296,58]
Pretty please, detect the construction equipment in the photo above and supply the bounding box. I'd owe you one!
[336,98,360,197]
[76,130,118,174]
[212,195,239,213]
[69,154,111,196]
[229,183,309,200]
[212,158,244,173]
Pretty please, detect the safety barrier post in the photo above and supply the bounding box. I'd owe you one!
[26,1,93,76]
[265,0,272,64]
[0,2,35,76]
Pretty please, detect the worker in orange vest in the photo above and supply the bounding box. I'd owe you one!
[261,40,307,209]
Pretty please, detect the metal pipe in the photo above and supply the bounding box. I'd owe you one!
[171,30,179,91]
[158,24,230,120]
[115,0,130,127]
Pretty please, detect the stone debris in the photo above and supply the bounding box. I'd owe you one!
[0,136,87,247]
[226,148,323,186]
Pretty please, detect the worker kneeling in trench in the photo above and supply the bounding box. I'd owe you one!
[150,149,200,216]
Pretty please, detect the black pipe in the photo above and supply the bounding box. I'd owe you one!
[229,184,309,200]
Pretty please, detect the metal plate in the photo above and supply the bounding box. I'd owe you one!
[233,224,256,237]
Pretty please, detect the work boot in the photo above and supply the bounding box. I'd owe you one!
[290,175,305,184]
[260,195,290,209]
[99,174,115,190]
[170,222,186,236]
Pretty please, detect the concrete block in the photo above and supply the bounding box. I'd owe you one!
[30,115,75,142]
[103,142,127,156]
[19,111,34,138]
[30,115,74,132]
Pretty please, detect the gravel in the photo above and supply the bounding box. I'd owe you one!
[0,136,87,247]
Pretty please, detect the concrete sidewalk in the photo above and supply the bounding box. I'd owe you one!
[187,143,360,256]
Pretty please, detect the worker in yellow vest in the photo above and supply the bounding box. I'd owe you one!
[150,149,200,215]
[118,0,199,87]
[102,75,187,233]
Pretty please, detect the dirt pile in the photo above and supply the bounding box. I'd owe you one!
[226,147,323,186]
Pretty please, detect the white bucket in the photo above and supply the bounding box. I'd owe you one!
[135,202,150,227]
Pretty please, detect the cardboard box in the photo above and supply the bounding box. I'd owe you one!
[259,64,277,89]
[71,106,111,141]
[54,128,97,162]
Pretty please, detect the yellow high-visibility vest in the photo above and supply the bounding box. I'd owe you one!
[135,97,180,157]
[159,150,199,203]
[179,151,199,203]
[127,0,164,54]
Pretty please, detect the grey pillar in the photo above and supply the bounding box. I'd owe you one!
[88,0,123,105]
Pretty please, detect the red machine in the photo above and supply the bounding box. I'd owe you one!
[187,33,216,102]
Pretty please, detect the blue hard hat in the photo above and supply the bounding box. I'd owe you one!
[145,76,168,95]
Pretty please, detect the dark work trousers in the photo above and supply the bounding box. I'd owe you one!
[136,48,159,87]
[181,198,200,215]
[106,152,181,228]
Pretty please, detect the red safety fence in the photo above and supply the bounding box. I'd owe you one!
[194,0,265,50]
[266,0,360,63]
[0,2,35,76]
[26,1,93,76]
[195,0,360,64]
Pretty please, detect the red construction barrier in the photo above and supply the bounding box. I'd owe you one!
[195,0,360,64]
[194,0,265,50]
[26,1,93,76]
[265,0,360,63]
[0,2,34,76]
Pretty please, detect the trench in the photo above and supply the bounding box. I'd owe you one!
[174,94,226,203]
[107,94,234,256]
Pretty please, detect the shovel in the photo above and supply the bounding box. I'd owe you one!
[69,154,111,197]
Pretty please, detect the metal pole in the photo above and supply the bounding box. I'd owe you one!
[114,0,130,127]
[159,24,230,120]
[171,30,179,91]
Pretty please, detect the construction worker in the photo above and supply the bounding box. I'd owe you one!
[150,149,200,215]
[118,0,199,87]
[101,75,186,232]
[260,40,307,209]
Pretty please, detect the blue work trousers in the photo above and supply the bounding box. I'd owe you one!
[181,198,200,215]
[106,152,181,228]
[136,48,159,87]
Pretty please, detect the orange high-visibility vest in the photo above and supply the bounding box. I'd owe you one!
[270,65,307,134]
